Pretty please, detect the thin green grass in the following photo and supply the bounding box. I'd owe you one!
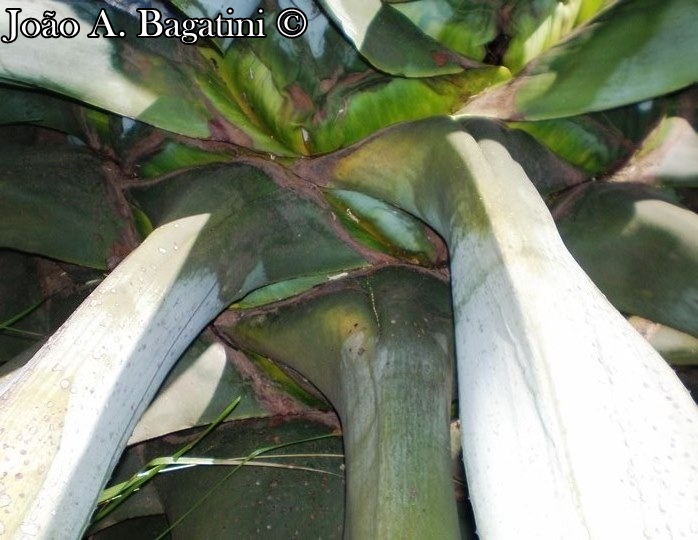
[0,298,46,338]
[92,396,344,538]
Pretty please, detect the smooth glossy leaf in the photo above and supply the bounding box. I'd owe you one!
[91,417,344,539]
[318,0,471,76]
[0,0,294,154]
[297,116,698,538]
[391,0,498,62]
[325,190,440,265]
[554,182,698,337]
[501,0,596,73]
[211,2,508,154]
[613,114,698,186]
[0,145,131,269]
[630,317,698,367]
[0,160,370,536]
[223,267,457,539]
[128,336,268,445]
[0,2,218,138]
[137,140,236,178]
[461,0,698,120]
[508,98,666,175]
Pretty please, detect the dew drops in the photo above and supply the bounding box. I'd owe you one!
[59,379,70,390]
[158,247,167,254]
[0,494,11,508]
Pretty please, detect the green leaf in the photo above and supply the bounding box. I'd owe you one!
[501,0,601,73]
[137,140,235,179]
[554,182,698,337]
[0,161,371,536]
[169,0,262,51]
[224,268,457,539]
[210,3,508,154]
[391,0,499,61]
[128,337,268,445]
[91,418,344,539]
[0,2,214,138]
[508,99,665,175]
[325,189,439,264]
[0,145,129,269]
[0,252,44,365]
[461,0,698,120]
[318,0,471,76]
[613,113,698,186]
[297,116,698,538]
[629,317,698,367]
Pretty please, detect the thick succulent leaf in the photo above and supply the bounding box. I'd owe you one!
[392,0,606,68]
[297,116,698,538]
[0,145,131,269]
[613,112,698,186]
[325,190,439,265]
[231,274,339,309]
[223,267,458,539]
[508,98,666,175]
[169,0,261,50]
[0,2,212,138]
[306,66,509,153]
[128,165,368,290]
[318,0,470,76]
[128,336,268,445]
[0,161,370,537]
[501,0,595,73]
[630,317,698,367]
[554,182,698,338]
[0,86,88,139]
[461,0,698,120]
[0,1,293,154]
[297,116,588,196]
[211,2,508,154]
[137,140,236,178]
[92,417,344,539]
[391,0,498,62]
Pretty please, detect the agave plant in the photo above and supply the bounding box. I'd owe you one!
[0,0,697,538]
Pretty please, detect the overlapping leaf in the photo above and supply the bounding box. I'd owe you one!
[461,0,698,120]
[0,145,130,269]
[554,182,698,337]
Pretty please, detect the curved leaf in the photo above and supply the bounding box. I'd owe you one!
[223,267,458,539]
[554,182,698,337]
[391,0,498,62]
[297,116,698,539]
[461,0,698,120]
[318,0,470,76]
[0,145,130,269]
[0,162,367,537]
[630,317,698,367]
[0,0,292,154]
[501,0,594,73]
[612,107,698,187]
